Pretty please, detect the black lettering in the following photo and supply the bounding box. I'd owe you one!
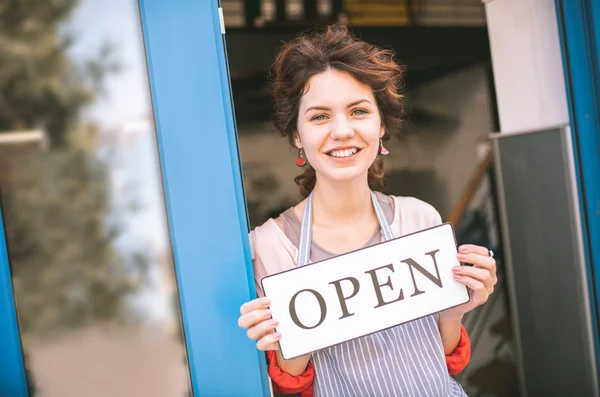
[365,264,404,308]
[289,289,327,329]
[329,277,360,319]
[401,249,443,297]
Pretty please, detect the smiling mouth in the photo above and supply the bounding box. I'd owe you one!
[326,148,361,158]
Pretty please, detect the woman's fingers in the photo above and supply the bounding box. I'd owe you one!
[238,297,281,351]
[256,332,281,351]
[457,252,496,271]
[454,274,491,305]
[240,297,270,315]
[247,318,279,341]
[238,297,272,329]
[448,244,499,313]
[453,273,485,291]
[238,308,272,329]
[458,244,491,257]
[457,245,498,285]
[453,265,495,291]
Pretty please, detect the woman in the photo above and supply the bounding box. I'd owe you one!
[238,25,497,397]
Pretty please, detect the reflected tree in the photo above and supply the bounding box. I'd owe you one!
[0,0,148,344]
[2,137,148,342]
[0,0,119,147]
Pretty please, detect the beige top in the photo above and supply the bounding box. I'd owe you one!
[249,195,443,297]
[279,191,394,261]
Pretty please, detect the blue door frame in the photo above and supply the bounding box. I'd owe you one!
[556,0,600,376]
[0,1,269,396]
[0,205,28,397]
[138,0,269,395]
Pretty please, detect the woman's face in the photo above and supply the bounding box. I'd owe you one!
[296,68,384,186]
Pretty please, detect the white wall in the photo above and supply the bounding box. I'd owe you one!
[484,0,569,132]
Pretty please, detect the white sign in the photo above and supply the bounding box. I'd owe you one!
[261,223,470,359]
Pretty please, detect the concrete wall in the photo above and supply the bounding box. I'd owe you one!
[386,63,495,217]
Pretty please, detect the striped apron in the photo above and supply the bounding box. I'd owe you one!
[298,191,467,397]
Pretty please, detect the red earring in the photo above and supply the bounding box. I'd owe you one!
[379,138,389,156]
[296,148,307,167]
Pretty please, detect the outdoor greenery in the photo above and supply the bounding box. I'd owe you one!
[0,0,119,147]
[0,0,147,344]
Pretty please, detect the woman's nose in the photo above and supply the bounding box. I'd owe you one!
[331,117,354,140]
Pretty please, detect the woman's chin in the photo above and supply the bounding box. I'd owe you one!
[317,168,369,185]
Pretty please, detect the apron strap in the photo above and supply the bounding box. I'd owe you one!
[297,191,393,267]
[297,193,313,268]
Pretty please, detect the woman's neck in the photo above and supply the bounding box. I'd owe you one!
[311,176,376,229]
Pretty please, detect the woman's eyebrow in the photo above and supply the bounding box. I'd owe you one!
[347,99,371,107]
[304,105,330,115]
[304,99,372,115]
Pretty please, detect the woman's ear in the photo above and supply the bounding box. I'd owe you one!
[380,125,386,139]
[293,131,303,149]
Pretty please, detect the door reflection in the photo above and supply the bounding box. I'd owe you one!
[0,1,192,396]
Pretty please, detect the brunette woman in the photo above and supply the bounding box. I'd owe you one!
[238,25,496,397]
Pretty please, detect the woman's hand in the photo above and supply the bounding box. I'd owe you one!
[238,297,281,351]
[238,297,312,376]
[442,244,498,319]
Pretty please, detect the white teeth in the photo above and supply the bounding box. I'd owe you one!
[329,148,358,158]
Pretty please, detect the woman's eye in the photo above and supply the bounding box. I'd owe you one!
[311,114,327,121]
[352,109,368,116]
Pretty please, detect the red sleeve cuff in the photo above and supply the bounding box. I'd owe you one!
[445,324,471,375]
[266,350,314,395]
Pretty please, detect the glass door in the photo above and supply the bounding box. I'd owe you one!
[0,0,268,396]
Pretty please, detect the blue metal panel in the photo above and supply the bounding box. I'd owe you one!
[137,1,269,396]
[556,0,600,372]
[0,205,28,397]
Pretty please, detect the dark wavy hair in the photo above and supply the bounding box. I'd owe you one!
[271,24,406,197]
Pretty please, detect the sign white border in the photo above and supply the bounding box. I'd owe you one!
[262,223,470,359]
